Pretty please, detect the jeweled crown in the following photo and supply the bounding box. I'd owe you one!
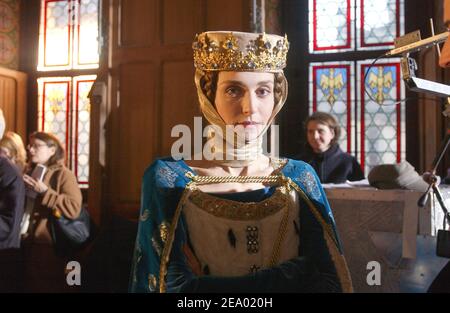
[192,31,289,72]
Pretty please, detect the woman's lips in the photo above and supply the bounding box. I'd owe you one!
[236,121,260,128]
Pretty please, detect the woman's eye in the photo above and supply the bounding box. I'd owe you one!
[256,88,271,97]
[225,87,242,97]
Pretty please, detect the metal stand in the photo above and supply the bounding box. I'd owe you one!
[418,129,450,236]
[432,184,450,229]
[391,20,450,257]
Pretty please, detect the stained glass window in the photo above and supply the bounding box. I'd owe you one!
[37,76,95,187]
[37,0,99,188]
[39,0,71,68]
[37,77,71,149]
[72,76,95,187]
[38,0,99,71]
[309,0,404,53]
[75,0,100,67]
[357,60,405,173]
[357,0,404,50]
[309,0,354,53]
[309,62,355,153]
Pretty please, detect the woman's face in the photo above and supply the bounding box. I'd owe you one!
[214,71,275,141]
[307,120,335,153]
[28,138,56,165]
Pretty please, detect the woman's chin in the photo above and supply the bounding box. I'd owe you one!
[243,133,259,143]
[314,146,329,153]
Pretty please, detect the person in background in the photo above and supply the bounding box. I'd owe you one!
[0,122,26,292]
[0,131,27,173]
[22,131,82,292]
[298,111,364,184]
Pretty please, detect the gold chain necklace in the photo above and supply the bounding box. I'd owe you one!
[185,171,286,185]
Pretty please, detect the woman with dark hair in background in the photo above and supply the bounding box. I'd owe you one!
[22,131,82,292]
[298,111,364,184]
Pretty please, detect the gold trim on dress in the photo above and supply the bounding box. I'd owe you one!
[159,222,169,243]
[148,274,158,292]
[323,230,354,293]
[269,157,288,174]
[159,184,194,293]
[188,188,289,221]
[189,174,285,185]
[268,197,291,267]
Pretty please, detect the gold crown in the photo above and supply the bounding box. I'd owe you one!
[192,31,289,72]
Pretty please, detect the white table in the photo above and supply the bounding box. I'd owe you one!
[324,185,449,293]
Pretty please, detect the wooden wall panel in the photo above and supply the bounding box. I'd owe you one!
[162,0,204,44]
[0,67,27,139]
[206,0,250,31]
[116,62,157,203]
[0,76,16,130]
[119,0,159,47]
[161,61,199,155]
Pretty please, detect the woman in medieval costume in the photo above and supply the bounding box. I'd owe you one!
[129,31,353,293]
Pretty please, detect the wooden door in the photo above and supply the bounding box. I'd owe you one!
[0,67,27,139]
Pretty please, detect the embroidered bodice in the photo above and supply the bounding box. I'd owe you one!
[183,186,300,276]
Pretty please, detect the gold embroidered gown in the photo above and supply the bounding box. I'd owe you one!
[129,157,353,293]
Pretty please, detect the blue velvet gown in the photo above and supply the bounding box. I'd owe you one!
[129,157,352,293]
